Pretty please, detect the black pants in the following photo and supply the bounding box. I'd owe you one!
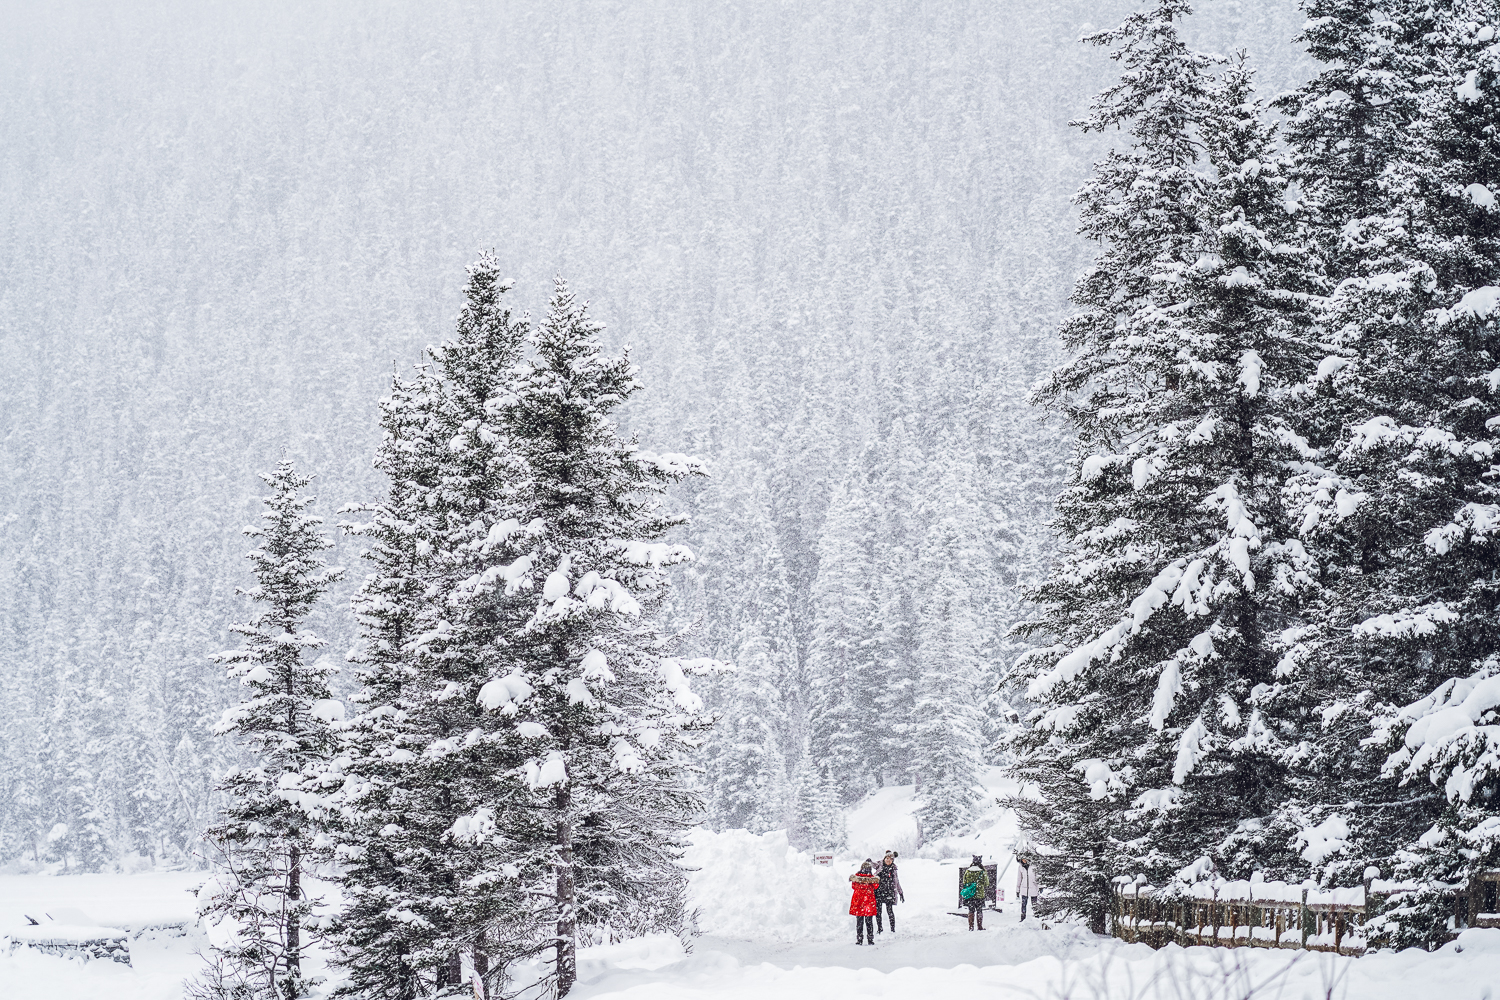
[855,915,874,943]
[875,899,896,932]
[1021,895,1038,920]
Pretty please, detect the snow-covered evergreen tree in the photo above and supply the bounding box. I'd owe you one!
[1334,9,1500,945]
[1012,0,1218,930]
[1014,6,1321,927]
[697,473,798,836]
[327,367,436,999]
[198,460,343,1000]
[1273,0,1434,276]
[339,267,713,999]
[793,757,847,852]
[870,418,926,784]
[332,253,533,1000]
[909,433,991,837]
[806,471,882,797]
[706,635,790,834]
[1260,4,1500,908]
[482,278,710,995]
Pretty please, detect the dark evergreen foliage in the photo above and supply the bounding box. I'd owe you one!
[1015,2,1323,929]
[198,460,343,1000]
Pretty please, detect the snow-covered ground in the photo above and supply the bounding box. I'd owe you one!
[0,872,203,930]
[4,835,1500,1000]
[585,830,1500,999]
[0,873,204,1000]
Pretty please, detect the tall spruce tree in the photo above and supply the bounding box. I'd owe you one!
[1350,9,1500,946]
[1266,2,1500,906]
[481,278,710,994]
[330,364,445,1000]
[909,432,991,838]
[1014,6,1320,927]
[332,253,535,1000]
[806,472,882,798]
[706,633,790,834]
[512,280,702,985]
[198,460,343,1000]
[1274,0,1435,276]
[1012,0,1218,930]
[700,476,797,836]
[337,265,713,1000]
[871,418,925,785]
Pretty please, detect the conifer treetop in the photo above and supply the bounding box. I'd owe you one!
[214,459,344,757]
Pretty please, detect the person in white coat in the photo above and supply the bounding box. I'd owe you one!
[1015,853,1040,921]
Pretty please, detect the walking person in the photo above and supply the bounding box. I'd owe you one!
[849,859,880,945]
[959,854,989,931]
[1016,852,1041,921]
[874,851,905,934]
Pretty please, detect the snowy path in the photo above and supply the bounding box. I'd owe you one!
[574,854,1108,998]
[687,855,1086,972]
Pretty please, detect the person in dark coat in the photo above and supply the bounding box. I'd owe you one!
[874,850,905,934]
[848,859,880,945]
[959,854,990,931]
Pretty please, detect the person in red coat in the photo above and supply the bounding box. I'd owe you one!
[848,859,880,945]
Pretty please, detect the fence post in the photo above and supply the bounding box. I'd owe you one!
[1247,886,1256,949]
[1362,872,1374,946]
[1212,885,1221,945]
[1300,887,1309,949]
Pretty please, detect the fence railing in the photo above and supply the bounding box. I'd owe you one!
[1111,870,1500,955]
[1109,877,1394,955]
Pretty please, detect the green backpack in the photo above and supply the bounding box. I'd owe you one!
[960,870,982,899]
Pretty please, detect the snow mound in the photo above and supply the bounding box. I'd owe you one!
[682,829,848,942]
[844,767,1022,863]
[844,785,922,859]
[1451,927,1500,955]
[0,874,203,933]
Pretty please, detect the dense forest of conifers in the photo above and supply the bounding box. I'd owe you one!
[3,0,1349,886]
[13,0,1500,972]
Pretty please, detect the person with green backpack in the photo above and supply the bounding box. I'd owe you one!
[959,854,989,931]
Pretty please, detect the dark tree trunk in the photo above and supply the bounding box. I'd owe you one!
[554,785,576,996]
[287,841,302,979]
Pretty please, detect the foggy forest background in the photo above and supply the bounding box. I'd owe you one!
[0,0,1311,868]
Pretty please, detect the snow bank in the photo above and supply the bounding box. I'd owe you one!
[577,934,687,974]
[0,873,203,932]
[0,931,203,1000]
[682,829,848,942]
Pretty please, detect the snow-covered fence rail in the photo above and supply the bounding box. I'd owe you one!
[1112,870,1500,954]
[6,921,133,964]
[1109,876,1404,955]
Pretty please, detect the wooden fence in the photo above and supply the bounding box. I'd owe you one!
[1110,878,1374,954]
[1109,871,1500,955]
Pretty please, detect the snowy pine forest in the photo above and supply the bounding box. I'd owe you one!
[5,0,1500,993]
